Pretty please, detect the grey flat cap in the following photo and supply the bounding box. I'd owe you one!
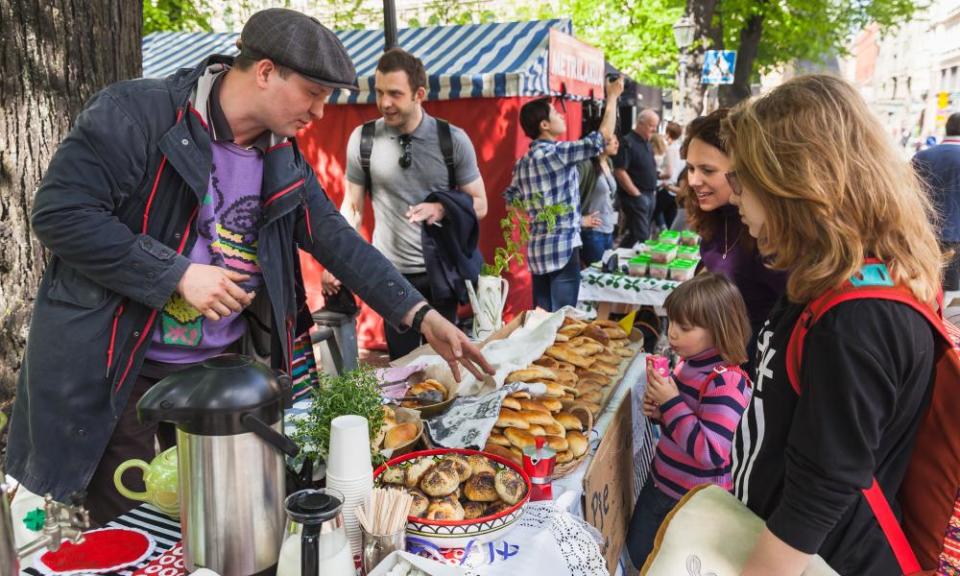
[239,8,359,91]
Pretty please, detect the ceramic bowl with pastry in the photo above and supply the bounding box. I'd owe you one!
[376,405,425,457]
[398,378,455,417]
[373,448,532,548]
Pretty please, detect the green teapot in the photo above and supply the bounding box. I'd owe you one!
[113,446,179,518]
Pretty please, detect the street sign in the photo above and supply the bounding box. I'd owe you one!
[702,50,736,85]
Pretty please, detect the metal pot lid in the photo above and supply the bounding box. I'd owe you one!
[137,354,289,435]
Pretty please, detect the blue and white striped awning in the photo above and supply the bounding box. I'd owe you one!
[142,19,573,104]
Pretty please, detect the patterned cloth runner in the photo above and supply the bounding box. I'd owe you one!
[579,268,678,307]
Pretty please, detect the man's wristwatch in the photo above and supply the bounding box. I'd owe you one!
[411,304,434,333]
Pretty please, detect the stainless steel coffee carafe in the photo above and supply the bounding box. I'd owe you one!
[139,354,300,576]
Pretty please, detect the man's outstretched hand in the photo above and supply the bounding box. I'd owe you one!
[418,309,495,382]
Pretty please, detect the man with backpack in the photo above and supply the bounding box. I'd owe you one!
[322,48,486,360]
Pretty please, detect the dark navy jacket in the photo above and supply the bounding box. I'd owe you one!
[5,56,425,500]
[913,139,960,243]
[421,190,482,304]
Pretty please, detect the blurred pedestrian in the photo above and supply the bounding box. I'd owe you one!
[614,109,660,246]
[578,133,620,267]
[912,112,960,292]
[653,121,684,231]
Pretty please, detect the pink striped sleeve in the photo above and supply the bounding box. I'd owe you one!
[660,371,751,469]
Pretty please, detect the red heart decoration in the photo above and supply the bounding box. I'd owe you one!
[36,527,154,575]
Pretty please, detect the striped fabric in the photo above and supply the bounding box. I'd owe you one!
[142,20,574,104]
[651,351,752,501]
[503,132,604,275]
[290,331,319,401]
[23,504,181,576]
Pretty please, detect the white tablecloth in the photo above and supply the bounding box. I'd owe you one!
[579,269,677,308]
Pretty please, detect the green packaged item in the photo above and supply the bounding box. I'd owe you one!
[628,254,652,277]
[677,245,701,259]
[648,262,670,280]
[649,243,678,264]
[659,230,681,244]
[668,259,698,281]
[679,230,702,246]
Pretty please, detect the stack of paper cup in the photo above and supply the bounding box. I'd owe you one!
[325,414,375,557]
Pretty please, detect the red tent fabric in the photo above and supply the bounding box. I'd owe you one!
[297,97,583,350]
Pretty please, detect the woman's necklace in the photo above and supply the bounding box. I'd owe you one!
[722,216,741,260]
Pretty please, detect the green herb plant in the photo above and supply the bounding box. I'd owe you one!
[482,193,572,277]
[291,364,386,467]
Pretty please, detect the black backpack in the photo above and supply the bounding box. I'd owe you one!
[359,118,456,194]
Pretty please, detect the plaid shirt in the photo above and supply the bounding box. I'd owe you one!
[503,131,605,275]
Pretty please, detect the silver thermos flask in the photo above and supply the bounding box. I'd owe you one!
[138,354,300,576]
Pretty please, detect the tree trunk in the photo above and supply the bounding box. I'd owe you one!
[683,0,722,122]
[0,1,142,409]
[718,13,763,107]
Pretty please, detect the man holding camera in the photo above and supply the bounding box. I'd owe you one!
[504,76,624,311]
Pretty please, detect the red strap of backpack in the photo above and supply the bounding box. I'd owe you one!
[784,283,949,574]
[863,479,922,574]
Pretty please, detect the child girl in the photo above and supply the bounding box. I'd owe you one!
[626,272,753,568]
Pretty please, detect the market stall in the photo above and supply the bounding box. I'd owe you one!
[142,20,605,350]
[11,309,655,576]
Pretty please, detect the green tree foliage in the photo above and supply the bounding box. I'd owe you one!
[710,0,921,104]
[407,0,496,27]
[504,0,918,97]
[143,0,214,33]
[509,0,686,88]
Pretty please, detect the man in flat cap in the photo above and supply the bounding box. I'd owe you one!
[4,8,493,526]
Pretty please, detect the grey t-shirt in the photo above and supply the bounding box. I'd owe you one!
[581,163,618,234]
[346,112,481,274]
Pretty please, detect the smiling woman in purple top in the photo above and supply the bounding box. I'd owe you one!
[680,109,787,340]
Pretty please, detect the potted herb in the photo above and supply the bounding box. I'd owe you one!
[468,195,569,339]
[291,365,386,469]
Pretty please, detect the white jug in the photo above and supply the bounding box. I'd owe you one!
[466,275,509,341]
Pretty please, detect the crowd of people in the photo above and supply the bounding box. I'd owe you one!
[3,7,955,576]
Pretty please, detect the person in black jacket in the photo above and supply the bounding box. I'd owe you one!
[721,75,941,574]
[912,112,960,291]
[4,8,492,526]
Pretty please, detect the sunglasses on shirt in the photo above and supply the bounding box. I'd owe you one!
[399,134,412,169]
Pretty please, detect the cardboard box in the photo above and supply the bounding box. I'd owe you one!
[583,389,636,573]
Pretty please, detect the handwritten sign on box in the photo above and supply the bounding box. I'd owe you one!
[583,389,635,573]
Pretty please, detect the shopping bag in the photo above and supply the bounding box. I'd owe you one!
[641,485,838,576]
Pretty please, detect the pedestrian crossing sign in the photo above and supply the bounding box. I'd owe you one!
[702,50,736,85]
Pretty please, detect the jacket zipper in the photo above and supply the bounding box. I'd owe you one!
[286,316,294,375]
[113,205,199,393]
[142,109,183,234]
[105,302,126,375]
[302,197,314,243]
